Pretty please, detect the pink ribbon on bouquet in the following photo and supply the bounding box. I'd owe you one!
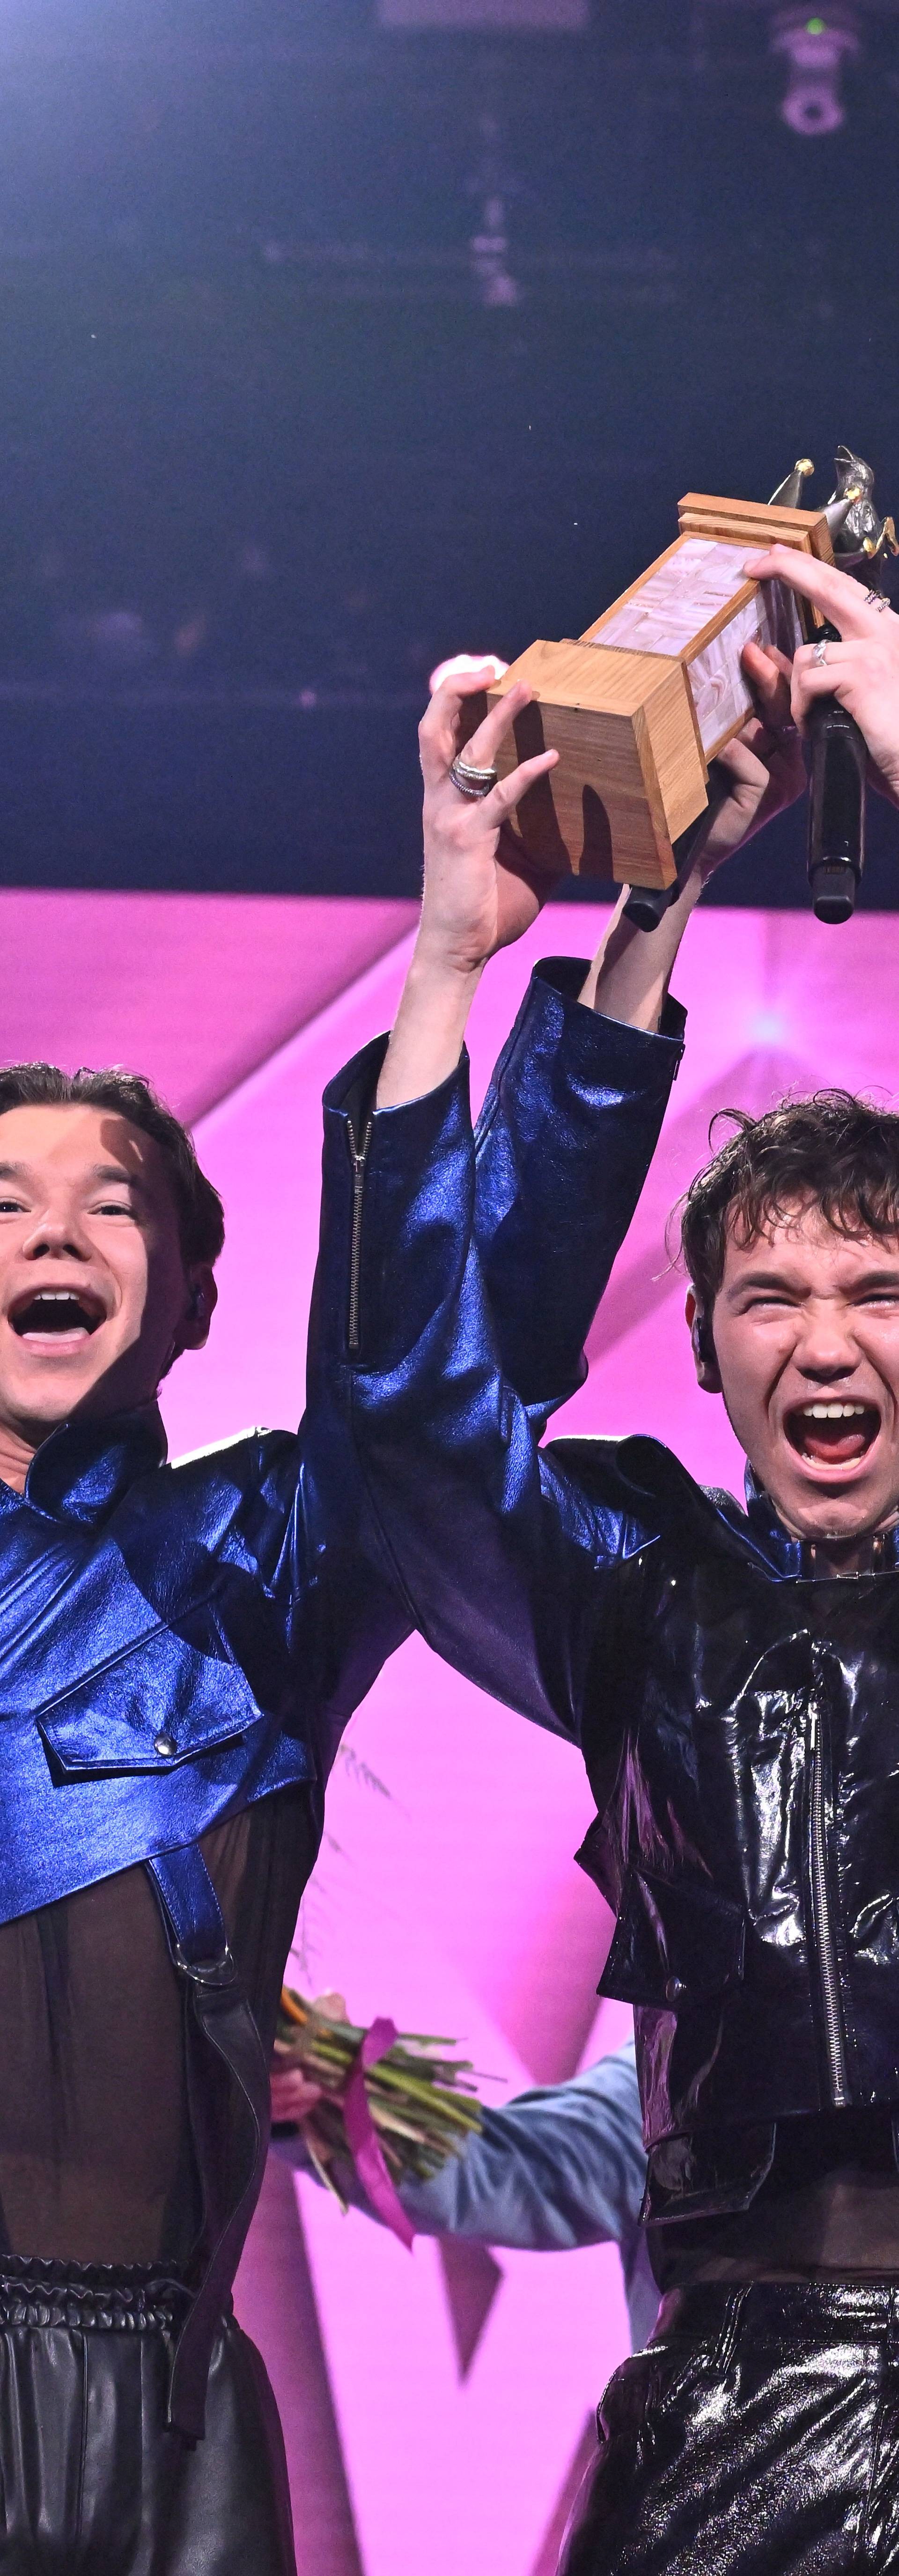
[342,2016,416,2251]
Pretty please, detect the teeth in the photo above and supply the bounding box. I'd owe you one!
[802,1401,870,1421]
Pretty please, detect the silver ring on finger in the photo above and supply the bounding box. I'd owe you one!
[812,638,828,667]
[450,754,498,800]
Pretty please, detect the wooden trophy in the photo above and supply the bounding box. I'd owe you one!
[486,485,835,893]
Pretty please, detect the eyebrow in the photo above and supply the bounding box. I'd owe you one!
[726,1266,899,1300]
[0,1161,149,1196]
[89,1165,149,1195]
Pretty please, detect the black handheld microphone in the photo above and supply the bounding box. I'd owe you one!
[806,619,867,925]
[623,768,732,933]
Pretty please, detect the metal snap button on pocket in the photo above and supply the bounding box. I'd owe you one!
[154,1732,177,1758]
[665,1976,686,2004]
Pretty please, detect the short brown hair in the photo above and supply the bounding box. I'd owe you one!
[678,1090,899,1310]
[0,1063,224,1266]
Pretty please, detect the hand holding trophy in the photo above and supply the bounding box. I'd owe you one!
[485,448,896,927]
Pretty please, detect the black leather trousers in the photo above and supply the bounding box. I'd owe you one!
[561,2279,899,2575]
[0,2261,296,2574]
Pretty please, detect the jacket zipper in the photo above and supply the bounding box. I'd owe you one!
[347,1119,372,1354]
[807,1700,850,2106]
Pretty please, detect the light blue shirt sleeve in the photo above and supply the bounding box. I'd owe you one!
[273,2039,658,2351]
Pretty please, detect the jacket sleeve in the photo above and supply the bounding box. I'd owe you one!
[399,2044,648,2252]
[318,990,676,1745]
[289,962,681,1771]
[472,959,685,1421]
[272,2040,658,2351]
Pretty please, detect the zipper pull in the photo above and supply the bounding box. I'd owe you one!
[347,1119,372,1354]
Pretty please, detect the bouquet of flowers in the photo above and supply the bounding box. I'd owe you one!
[273,1984,484,2208]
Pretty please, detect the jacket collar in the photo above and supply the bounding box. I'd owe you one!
[743,1468,803,1575]
[743,1464,899,1576]
[0,1407,169,1528]
[612,1436,899,1580]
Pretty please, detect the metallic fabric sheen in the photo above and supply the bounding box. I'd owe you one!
[561,2279,899,2574]
[331,992,899,2224]
[0,959,682,1938]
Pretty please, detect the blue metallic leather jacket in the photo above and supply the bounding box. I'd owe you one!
[0,959,683,1932]
[328,973,899,2231]
[0,954,683,2435]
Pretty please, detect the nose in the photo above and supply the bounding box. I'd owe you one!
[21,1206,92,1263]
[792,1301,860,1384]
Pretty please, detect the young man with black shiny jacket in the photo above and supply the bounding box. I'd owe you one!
[324,550,899,2571]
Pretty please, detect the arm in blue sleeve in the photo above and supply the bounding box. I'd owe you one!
[472,960,685,1421]
[273,2044,645,2249]
[320,1014,668,1743]
[309,959,684,1420]
[296,966,678,1758]
[272,2042,659,2353]
[398,2045,646,2251]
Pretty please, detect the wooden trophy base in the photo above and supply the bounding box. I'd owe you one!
[486,492,833,890]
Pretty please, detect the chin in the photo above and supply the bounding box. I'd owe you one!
[782,1483,885,1543]
[4,1366,107,1427]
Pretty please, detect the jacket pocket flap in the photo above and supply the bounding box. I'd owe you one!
[599,1867,746,2007]
[36,1625,265,1776]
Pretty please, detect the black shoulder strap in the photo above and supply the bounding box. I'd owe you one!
[146,1840,270,2442]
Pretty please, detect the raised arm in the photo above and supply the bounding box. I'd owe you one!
[316,657,803,1742]
[382,651,804,1417]
[470,960,684,1420]
[376,648,804,1110]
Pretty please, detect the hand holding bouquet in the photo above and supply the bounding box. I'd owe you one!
[272,1985,483,2211]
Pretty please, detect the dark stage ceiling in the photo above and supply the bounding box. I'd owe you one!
[1,0,898,904]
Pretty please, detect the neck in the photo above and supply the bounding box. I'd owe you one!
[803,1525,898,1578]
[0,1419,38,1493]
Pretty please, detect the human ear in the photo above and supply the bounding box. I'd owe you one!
[179,1266,218,1354]
[685,1288,722,1395]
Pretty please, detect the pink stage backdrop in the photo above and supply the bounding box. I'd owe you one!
[12,888,899,2576]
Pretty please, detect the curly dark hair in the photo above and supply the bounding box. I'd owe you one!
[0,1062,224,1266]
[678,1090,899,1310]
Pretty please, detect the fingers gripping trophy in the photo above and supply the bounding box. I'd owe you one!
[749,449,899,921]
[432,449,899,940]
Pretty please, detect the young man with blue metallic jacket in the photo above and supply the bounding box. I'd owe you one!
[324,555,899,2572]
[0,648,788,2575]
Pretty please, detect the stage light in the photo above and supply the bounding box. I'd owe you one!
[429,653,509,693]
[770,6,860,132]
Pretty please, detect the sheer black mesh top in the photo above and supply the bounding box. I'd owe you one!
[0,1785,316,2267]
[652,2107,899,2291]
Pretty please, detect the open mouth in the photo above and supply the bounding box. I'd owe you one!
[786,1399,881,1469]
[8,1289,105,1346]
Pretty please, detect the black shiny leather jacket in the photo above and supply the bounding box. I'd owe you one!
[327,987,899,2226]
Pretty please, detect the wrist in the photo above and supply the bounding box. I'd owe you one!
[375,939,484,1110]
[409,931,487,999]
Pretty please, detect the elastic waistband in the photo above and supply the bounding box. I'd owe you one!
[0,2257,192,2333]
[655,2276,899,2349]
